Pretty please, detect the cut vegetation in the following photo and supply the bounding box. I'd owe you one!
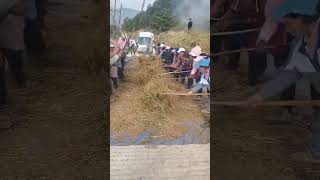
[110,55,204,141]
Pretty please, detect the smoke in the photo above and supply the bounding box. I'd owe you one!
[172,0,210,31]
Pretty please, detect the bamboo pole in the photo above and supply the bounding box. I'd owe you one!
[159,93,210,96]
[159,70,191,75]
[118,3,122,29]
[158,77,189,79]
[212,100,320,107]
[211,44,287,57]
[113,0,117,36]
[212,28,260,36]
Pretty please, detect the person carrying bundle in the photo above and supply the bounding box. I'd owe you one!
[246,0,320,162]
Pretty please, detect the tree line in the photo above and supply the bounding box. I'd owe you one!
[122,0,180,33]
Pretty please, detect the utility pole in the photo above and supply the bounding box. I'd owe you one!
[149,14,151,29]
[113,0,117,37]
[119,3,122,30]
[137,0,145,30]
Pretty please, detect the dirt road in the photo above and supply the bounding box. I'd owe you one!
[0,0,108,178]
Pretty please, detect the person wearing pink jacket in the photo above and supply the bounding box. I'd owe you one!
[257,0,291,68]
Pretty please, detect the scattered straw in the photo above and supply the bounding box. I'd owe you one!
[133,56,163,85]
[155,31,210,53]
[111,55,203,138]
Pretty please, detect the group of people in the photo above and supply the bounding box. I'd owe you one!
[0,0,46,107]
[213,0,320,162]
[155,42,210,114]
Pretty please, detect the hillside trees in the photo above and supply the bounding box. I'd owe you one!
[122,0,178,33]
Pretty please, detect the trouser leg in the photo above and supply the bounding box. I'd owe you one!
[118,67,124,80]
[280,84,296,113]
[4,50,26,88]
[224,35,241,70]
[310,86,320,156]
[248,51,267,86]
[0,57,7,105]
[111,77,118,89]
[187,77,193,89]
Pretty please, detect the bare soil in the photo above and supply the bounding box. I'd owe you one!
[0,62,108,179]
[212,61,319,179]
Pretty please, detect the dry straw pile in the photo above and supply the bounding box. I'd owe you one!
[132,56,184,122]
[111,55,202,137]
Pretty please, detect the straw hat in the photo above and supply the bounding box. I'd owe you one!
[189,46,202,57]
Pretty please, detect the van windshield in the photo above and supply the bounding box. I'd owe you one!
[138,37,152,45]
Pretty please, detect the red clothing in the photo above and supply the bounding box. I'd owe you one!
[211,0,232,18]
[177,54,186,67]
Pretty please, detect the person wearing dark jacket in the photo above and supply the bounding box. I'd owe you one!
[188,18,192,33]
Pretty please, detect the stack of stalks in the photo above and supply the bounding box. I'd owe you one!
[133,56,184,120]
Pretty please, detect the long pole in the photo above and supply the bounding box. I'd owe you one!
[212,100,320,107]
[136,0,145,31]
[159,70,192,75]
[160,93,210,96]
[212,28,260,36]
[113,0,117,37]
[211,44,287,57]
[119,3,122,30]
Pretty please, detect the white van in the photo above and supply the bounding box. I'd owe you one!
[137,32,154,55]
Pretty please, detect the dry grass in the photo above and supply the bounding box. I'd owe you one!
[156,31,210,54]
[141,79,178,112]
[134,56,181,115]
[133,56,163,85]
[110,56,203,138]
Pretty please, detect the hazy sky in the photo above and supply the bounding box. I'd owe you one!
[110,0,156,11]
